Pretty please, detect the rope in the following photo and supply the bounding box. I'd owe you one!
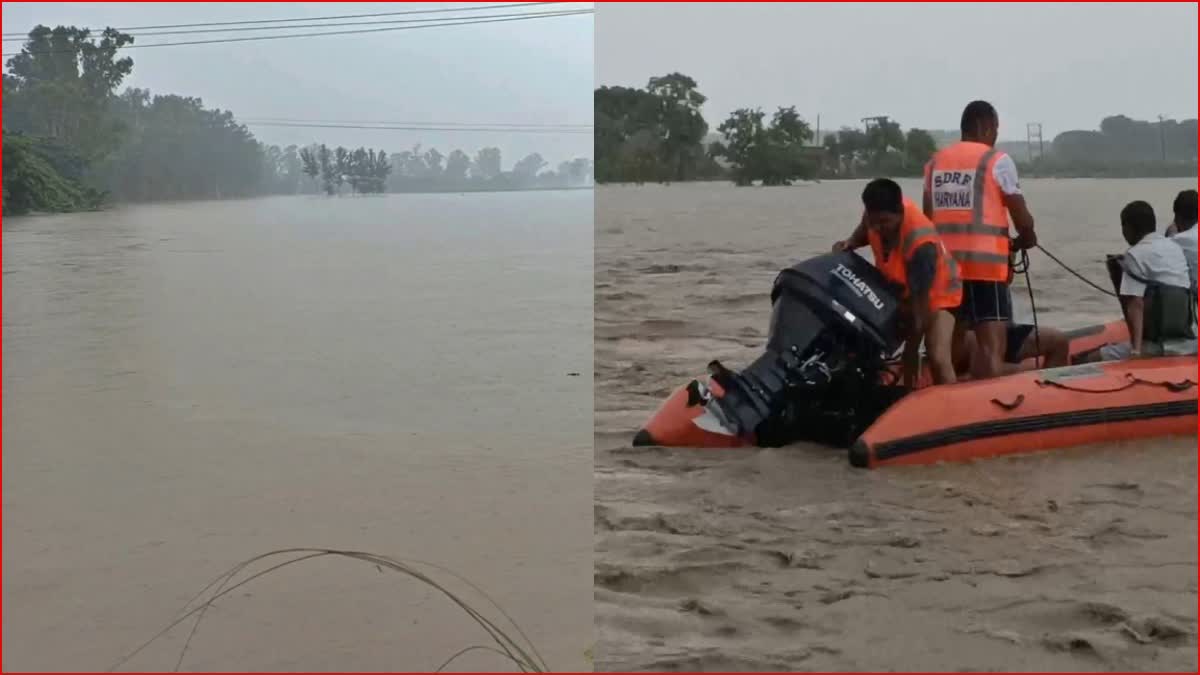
[1013,241,1134,369]
[1036,372,1197,394]
[1035,244,1119,298]
[1012,247,1043,369]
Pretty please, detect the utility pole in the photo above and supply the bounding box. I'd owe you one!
[1158,114,1167,162]
[1025,123,1044,163]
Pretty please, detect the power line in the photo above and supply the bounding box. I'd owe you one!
[1,9,593,57]
[241,121,592,134]
[0,5,580,42]
[1,2,560,37]
[239,116,591,130]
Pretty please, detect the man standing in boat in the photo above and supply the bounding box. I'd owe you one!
[834,178,962,387]
[923,100,1038,380]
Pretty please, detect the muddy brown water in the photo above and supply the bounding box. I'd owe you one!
[3,192,593,671]
[594,179,1197,671]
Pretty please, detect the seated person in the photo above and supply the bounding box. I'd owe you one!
[833,178,962,387]
[1092,200,1196,361]
[955,323,1070,376]
[1167,189,1197,291]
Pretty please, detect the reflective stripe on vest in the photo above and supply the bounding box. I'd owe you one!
[867,199,962,312]
[901,226,939,257]
[928,145,1012,282]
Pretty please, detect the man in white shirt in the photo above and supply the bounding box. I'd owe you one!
[1167,189,1197,290]
[1096,200,1196,360]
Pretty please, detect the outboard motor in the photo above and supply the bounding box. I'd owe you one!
[704,251,906,447]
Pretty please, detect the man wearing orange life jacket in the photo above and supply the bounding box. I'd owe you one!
[923,100,1038,381]
[834,178,962,387]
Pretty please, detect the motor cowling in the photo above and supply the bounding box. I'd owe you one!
[707,252,904,445]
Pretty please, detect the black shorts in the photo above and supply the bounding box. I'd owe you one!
[1005,323,1034,363]
[955,280,1013,325]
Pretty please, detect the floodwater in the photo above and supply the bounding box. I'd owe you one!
[3,191,593,671]
[594,179,1198,671]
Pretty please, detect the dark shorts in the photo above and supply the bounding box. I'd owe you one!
[955,280,1013,325]
[1005,323,1034,363]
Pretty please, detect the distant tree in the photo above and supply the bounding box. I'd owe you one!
[3,25,135,161]
[713,108,765,185]
[617,129,666,185]
[559,157,592,185]
[769,106,813,147]
[400,145,427,178]
[90,91,264,200]
[299,147,320,189]
[905,128,938,169]
[370,148,391,193]
[423,147,444,178]
[317,144,335,195]
[472,147,502,180]
[865,119,905,169]
[444,149,471,183]
[346,147,368,193]
[594,84,664,182]
[512,152,547,182]
[333,146,348,192]
[713,107,818,186]
[646,72,709,180]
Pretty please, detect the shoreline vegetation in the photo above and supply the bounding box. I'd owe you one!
[596,72,1198,187]
[4,185,596,219]
[1,25,594,217]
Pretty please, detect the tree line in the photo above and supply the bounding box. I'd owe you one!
[595,72,1198,186]
[271,143,593,197]
[2,25,592,216]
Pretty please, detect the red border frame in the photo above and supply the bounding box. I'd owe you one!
[0,1,1196,673]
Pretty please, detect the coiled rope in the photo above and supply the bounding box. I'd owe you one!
[1010,246,1043,368]
[1012,242,1126,369]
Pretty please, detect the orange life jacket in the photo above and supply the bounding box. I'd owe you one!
[923,141,1012,282]
[867,198,963,312]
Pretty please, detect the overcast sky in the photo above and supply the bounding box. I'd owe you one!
[2,2,593,166]
[597,2,1198,140]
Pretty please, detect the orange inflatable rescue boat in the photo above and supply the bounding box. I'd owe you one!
[632,252,1197,467]
[851,356,1197,468]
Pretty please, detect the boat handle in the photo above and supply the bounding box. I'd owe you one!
[1035,373,1197,394]
[990,394,1025,411]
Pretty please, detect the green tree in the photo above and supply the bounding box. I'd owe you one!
[865,118,905,169]
[713,107,818,186]
[594,85,663,182]
[4,26,135,161]
[2,133,104,215]
[768,106,813,147]
[472,147,502,180]
[512,153,547,182]
[318,144,335,195]
[401,145,428,178]
[333,146,349,192]
[713,108,766,186]
[646,72,709,180]
[90,91,264,200]
[823,127,867,176]
[370,149,392,193]
[423,147,444,178]
[905,128,938,169]
[445,149,471,183]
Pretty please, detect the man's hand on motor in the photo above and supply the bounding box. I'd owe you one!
[832,240,849,253]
